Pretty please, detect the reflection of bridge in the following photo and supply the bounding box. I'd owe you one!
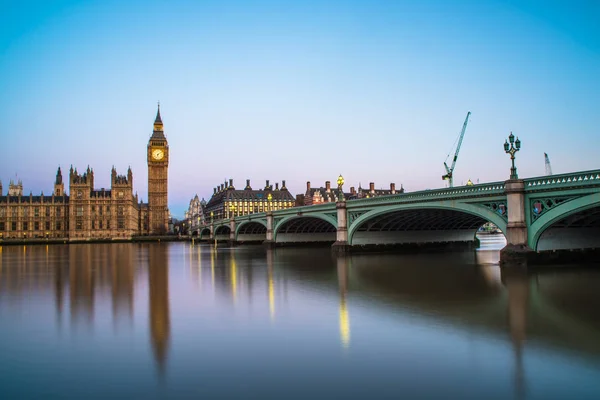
[198,170,600,264]
[185,244,600,361]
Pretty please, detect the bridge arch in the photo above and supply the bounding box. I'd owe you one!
[274,214,337,243]
[528,193,600,251]
[214,225,231,235]
[235,220,267,236]
[235,220,267,242]
[348,202,507,246]
[199,227,211,239]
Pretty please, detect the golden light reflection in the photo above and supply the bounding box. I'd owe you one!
[268,265,275,320]
[230,252,237,303]
[337,256,351,348]
[340,295,350,348]
[210,246,215,289]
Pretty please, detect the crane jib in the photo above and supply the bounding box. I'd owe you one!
[442,111,471,188]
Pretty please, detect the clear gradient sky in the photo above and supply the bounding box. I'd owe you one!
[1,0,599,217]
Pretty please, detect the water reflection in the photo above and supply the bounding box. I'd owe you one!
[148,244,171,374]
[267,249,275,320]
[502,267,529,400]
[1,243,600,399]
[337,256,350,348]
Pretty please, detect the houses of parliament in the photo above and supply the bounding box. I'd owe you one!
[0,106,170,240]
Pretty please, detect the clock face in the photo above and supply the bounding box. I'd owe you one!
[152,148,164,160]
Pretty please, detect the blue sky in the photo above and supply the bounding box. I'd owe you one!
[1,0,599,217]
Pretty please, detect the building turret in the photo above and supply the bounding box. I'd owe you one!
[8,179,23,196]
[0,180,2,195]
[87,166,94,189]
[54,166,65,196]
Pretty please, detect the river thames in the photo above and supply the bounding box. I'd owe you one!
[1,237,600,399]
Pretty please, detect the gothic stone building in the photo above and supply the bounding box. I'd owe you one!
[0,106,170,241]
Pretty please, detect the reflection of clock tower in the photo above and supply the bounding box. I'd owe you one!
[147,105,169,234]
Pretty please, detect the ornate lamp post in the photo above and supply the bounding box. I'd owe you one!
[504,132,521,180]
[267,193,273,212]
[210,211,214,224]
[337,174,345,202]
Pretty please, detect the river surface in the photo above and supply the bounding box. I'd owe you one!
[1,236,600,399]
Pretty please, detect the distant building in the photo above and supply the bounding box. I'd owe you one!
[303,181,403,205]
[202,179,295,223]
[184,195,207,234]
[350,182,404,199]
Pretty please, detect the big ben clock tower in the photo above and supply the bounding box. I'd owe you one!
[148,104,169,234]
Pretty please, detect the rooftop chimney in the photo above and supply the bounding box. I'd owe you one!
[275,182,279,190]
[282,180,287,190]
[326,181,331,192]
[246,179,251,190]
[369,182,375,193]
[229,178,233,189]
[213,187,217,194]
[350,186,356,195]
[306,181,311,192]
[390,183,396,194]
[265,180,270,190]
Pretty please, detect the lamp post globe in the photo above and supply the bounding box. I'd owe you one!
[337,174,345,202]
[504,132,521,180]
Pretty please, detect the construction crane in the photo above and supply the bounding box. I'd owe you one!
[442,111,471,188]
[544,153,553,175]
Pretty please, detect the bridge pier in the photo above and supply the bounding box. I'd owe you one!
[263,212,276,249]
[332,201,351,255]
[207,224,215,244]
[500,179,533,266]
[228,218,237,247]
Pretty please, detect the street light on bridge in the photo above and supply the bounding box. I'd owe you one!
[504,132,521,180]
[337,174,345,202]
[267,193,273,212]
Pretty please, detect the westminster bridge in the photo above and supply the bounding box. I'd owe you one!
[197,170,600,264]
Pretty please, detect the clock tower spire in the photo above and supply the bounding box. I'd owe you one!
[147,103,169,234]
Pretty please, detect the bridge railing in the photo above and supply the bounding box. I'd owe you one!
[524,169,600,191]
[347,181,506,207]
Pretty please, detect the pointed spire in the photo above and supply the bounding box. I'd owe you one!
[151,103,166,140]
[55,166,63,185]
[155,102,162,125]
